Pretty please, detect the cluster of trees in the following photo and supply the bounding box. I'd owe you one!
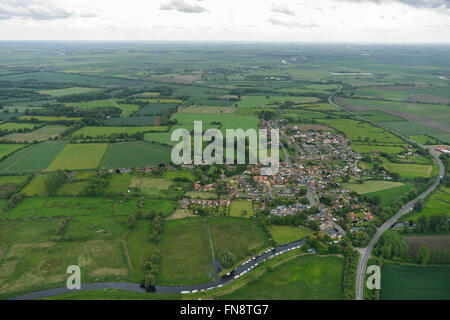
[141,252,160,290]
[70,132,144,143]
[373,230,411,261]
[0,79,65,90]
[440,154,450,187]
[82,173,110,197]
[0,125,39,138]
[45,171,68,196]
[256,110,276,121]
[342,239,358,300]
[150,214,163,243]
[2,173,33,199]
[26,105,122,121]
[0,88,42,99]
[416,247,450,265]
[7,193,24,210]
[305,233,342,254]
[349,223,377,247]
[413,213,448,233]
[56,91,109,103]
[254,217,277,246]
[217,248,236,269]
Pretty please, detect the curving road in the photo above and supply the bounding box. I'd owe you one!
[329,86,445,300]
[9,238,308,300]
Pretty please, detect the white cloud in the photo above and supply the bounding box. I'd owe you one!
[270,4,296,16]
[0,0,74,20]
[160,0,208,13]
[0,0,448,42]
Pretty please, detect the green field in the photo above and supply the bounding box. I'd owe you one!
[185,191,217,199]
[56,181,89,196]
[48,143,108,171]
[0,122,37,132]
[269,225,314,245]
[2,197,118,219]
[135,103,178,116]
[39,87,100,96]
[408,135,438,145]
[0,240,129,297]
[0,144,27,159]
[237,95,319,108]
[41,289,180,300]
[383,162,433,179]
[19,115,82,122]
[130,176,173,190]
[229,200,254,218]
[221,254,344,300]
[364,184,414,207]
[72,126,167,138]
[66,99,139,117]
[126,219,158,281]
[209,217,270,262]
[407,187,450,221]
[351,144,404,154]
[104,173,132,194]
[317,118,403,145]
[381,264,450,300]
[0,141,67,173]
[0,125,67,143]
[343,180,405,195]
[178,106,236,114]
[114,199,177,218]
[20,174,49,196]
[101,141,171,168]
[159,218,213,285]
[163,170,196,181]
[0,174,29,197]
[336,97,450,127]
[359,157,434,179]
[173,113,259,134]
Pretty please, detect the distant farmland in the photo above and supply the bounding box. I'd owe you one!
[66,99,139,117]
[38,87,100,97]
[72,126,168,138]
[0,125,67,143]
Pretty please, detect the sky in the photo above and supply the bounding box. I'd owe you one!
[0,0,449,43]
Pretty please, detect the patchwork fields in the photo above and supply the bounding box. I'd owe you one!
[0,141,67,173]
[72,126,168,138]
[0,126,67,143]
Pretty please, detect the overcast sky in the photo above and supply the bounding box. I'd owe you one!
[0,0,449,43]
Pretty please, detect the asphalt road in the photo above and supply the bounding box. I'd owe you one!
[9,238,308,300]
[328,86,445,300]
